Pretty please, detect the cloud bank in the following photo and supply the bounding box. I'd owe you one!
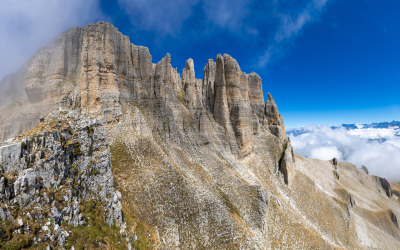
[288,125,400,180]
[0,0,105,81]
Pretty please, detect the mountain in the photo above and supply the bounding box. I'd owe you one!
[0,21,400,249]
[288,121,400,137]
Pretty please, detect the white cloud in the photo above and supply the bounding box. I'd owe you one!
[258,0,329,67]
[275,9,311,43]
[118,0,253,36]
[202,0,252,30]
[289,125,400,180]
[0,0,105,81]
[117,0,200,36]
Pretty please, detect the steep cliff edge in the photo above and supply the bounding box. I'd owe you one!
[1,21,400,249]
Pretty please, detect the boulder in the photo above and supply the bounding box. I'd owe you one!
[375,177,393,197]
[391,211,399,229]
[361,165,369,174]
[334,170,340,180]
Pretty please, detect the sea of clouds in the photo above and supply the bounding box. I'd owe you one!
[287,125,400,180]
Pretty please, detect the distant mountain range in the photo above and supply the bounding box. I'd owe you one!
[287,120,400,137]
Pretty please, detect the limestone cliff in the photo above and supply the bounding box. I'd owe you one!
[1,21,400,249]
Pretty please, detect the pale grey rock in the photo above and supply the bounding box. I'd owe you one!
[280,137,295,185]
[0,143,23,174]
[0,111,126,247]
[203,59,216,112]
[107,190,123,227]
[248,72,265,124]
[182,58,197,108]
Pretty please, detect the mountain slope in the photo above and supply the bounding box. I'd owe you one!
[0,21,399,249]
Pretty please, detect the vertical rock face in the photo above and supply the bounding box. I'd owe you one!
[248,72,265,124]
[0,26,84,141]
[265,93,280,125]
[213,54,240,156]
[0,22,287,160]
[203,59,216,111]
[280,137,296,185]
[182,58,197,109]
[222,54,253,158]
[265,93,286,140]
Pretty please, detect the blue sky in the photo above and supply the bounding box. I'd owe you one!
[1,0,400,128]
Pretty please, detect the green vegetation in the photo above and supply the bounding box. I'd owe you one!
[219,189,241,218]
[278,142,288,167]
[88,127,94,137]
[177,90,186,105]
[110,139,161,249]
[73,142,82,157]
[0,216,40,250]
[89,169,100,177]
[0,233,33,250]
[64,200,127,250]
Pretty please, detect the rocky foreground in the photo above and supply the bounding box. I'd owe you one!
[0,21,400,249]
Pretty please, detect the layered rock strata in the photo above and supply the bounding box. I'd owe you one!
[0,21,286,161]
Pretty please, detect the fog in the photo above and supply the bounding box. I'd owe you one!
[288,125,400,180]
[0,0,105,82]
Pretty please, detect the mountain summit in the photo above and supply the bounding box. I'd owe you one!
[0,21,399,249]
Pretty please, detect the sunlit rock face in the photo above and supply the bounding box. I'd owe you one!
[1,21,400,249]
[0,22,282,160]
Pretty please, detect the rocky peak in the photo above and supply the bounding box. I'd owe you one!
[265,93,279,125]
[182,58,197,108]
[0,21,288,160]
[361,165,369,174]
[203,59,216,111]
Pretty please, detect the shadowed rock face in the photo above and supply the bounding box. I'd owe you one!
[182,58,197,109]
[2,22,400,249]
[361,165,369,174]
[376,177,393,197]
[280,137,295,185]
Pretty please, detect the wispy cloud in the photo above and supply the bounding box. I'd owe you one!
[0,0,105,81]
[202,0,253,31]
[117,0,201,36]
[118,0,254,35]
[288,125,400,180]
[258,0,329,67]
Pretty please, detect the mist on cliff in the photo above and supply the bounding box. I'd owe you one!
[0,0,105,99]
[288,125,400,180]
